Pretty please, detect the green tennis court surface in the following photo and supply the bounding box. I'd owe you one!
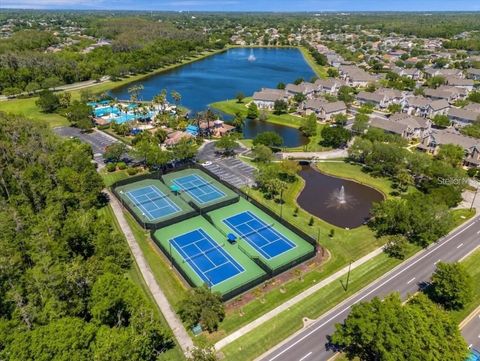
[116,179,195,225]
[153,216,266,295]
[208,198,314,271]
[162,168,238,209]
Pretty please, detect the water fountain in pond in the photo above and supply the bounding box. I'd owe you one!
[248,49,256,62]
[337,185,346,204]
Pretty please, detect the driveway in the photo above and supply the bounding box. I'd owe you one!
[54,126,120,166]
[197,141,256,188]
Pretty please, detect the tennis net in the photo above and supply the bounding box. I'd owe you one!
[238,223,275,240]
[130,192,170,207]
[181,243,226,263]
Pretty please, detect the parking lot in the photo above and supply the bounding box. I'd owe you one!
[198,142,256,188]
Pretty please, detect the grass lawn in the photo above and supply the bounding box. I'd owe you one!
[315,161,393,197]
[98,205,185,361]
[100,169,137,187]
[450,248,480,324]
[0,49,224,128]
[298,46,329,79]
[220,249,419,360]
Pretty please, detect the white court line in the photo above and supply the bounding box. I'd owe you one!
[407,277,415,284]
[266,219,478,361]
[298,352,312,361]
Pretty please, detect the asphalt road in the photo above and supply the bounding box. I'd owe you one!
[463,310,480,351]
[261,216,480,361]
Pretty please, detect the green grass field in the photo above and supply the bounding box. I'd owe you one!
[298,46,329,79]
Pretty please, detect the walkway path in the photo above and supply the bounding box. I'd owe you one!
[214,246,384,350]
[277,149,347,160]
[106,189,194,355]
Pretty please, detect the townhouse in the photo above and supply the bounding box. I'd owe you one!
[252,88,290,110]
[356,88,404,109]
[303,98,347,121]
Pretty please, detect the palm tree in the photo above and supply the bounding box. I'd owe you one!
[128,84,144,103]
[171,90,182,107]
[153,89,167,113]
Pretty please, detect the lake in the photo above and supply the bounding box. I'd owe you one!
[109,48,315,147]
[297,165,385,228]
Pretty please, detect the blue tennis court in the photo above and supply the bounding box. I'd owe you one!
[124,185,181,221]
[172,174,226,204]
[170,229,244,285]
[223,211,296,259]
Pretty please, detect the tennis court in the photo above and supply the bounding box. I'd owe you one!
[223,210,296,259]
[115,179,196,227]
[173,174,225,204]
[208,198,315,271]
[124,185,180,221]
[153,216,266,296]
[170,228,244,286]
[162,168,239,209]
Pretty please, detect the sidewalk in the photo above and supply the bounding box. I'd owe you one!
[214,246,384,350]
[106,190,194,355]
[278,149,348,160]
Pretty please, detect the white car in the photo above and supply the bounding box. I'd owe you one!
[201,161,213,166]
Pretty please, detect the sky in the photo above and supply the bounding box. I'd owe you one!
[1,0,480,12]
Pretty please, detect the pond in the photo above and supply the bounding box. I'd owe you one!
[296,165,385,228]
[109,47,315,147]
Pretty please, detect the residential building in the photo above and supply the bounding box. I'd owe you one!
[314,78,346,96]
[304,99,347,121]
[285,82,316,98]
[444,76,475,91]
[448,107,480,127]
[369,113,430,140]
[339,65,377,87]
[356,88,403,109]
[252,88,289,110]
[466,68,480,81]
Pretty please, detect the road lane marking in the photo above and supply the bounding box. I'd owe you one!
[298,352,312,361]
[477,230,480,234]
[266,219,478,361]
[457,243,464,249]
[434,259,441,265]
[407,277,416,284]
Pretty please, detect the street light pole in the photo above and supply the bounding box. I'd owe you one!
[470,186,478,211]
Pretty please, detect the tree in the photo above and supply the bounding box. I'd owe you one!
[293,93,307,104]
[387,103,402,114]
[232,111,245,130]
[273,99,288,115]
[128,84,144,102]
[333,113,348,126]
[294,77,304,85]
[320,126,352,148]
[329,293,469,361]
[383,235,409,259]
[36,90,60,113]
[215,135,237,155]
[170,137,197,161]
[277,82,286,90]
[300,114,318,137]
[337,86,355,103]
[426,75,446,89]
[436,144,465,168]
[178,286,225,332]
[327,68,339,78]
[429,262,473,310]
[171,90,182,106]
[104,143,127,163]
[65,100,92,127]
[252,144,273,163]
[247,102,259,119]
[432,114,451,128]
[253,131,283,148]
[235,92,245,103]
[25,81,41,95]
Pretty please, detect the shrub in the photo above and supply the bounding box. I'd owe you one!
[308,217,314,226]
[117,161,127,170]
[127,167,138,176]
[106,163,116,172]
